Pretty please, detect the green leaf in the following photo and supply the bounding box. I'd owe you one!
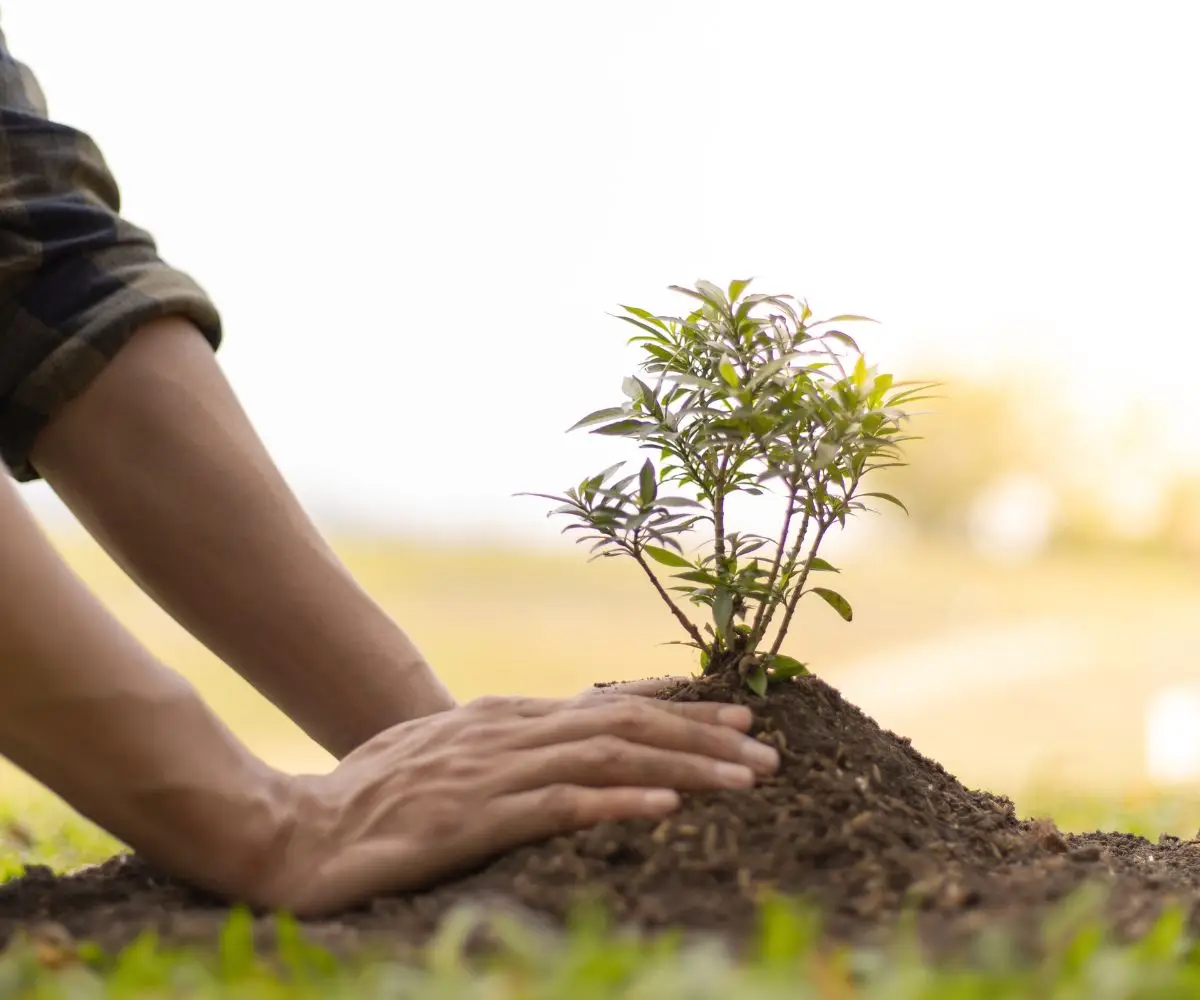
[567,407,628,432]
[645,544,691,568]
[769,654,809,680]
[712,587,734,638]
[747,352,806,389]
[593,419,654,436]
[719,357,739,388]
[861,491,909,514]
[695,279,728,307]
[676,569,722,586]
[745,665,768,697]
[822,314,877,324]
[656,496,704,508]
[620,304,669,330]
[808,557,840,573]
[728,277,752,302]
[633,377,664,419]
[869,372,894,405]
[812,587,853,622]
[617,315,670,340]
[823,330,862,354]
[638,458,657,506]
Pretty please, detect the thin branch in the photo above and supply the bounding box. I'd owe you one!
[757,501,812,640]
[712,451,731,566]
[631,549,706,649]
[767,518,833,660]
[748,476,800,646]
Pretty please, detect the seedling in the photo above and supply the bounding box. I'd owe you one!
[522,279,934,695]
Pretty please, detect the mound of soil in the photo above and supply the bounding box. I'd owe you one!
[3,674,1200,961]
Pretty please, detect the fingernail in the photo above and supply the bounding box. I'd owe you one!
[741,739,780,773]
[717,706,752,728]
[715,762,755,788]
[642,789,680,810]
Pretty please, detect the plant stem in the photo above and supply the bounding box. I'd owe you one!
[767,518,833,660]
[748,478,800,646]
[712,453,730,566]
[756,489,814,640]
[631,550,706,649]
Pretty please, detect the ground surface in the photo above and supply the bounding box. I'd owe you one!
[6,535,1200,994]
[4,674,1200,972]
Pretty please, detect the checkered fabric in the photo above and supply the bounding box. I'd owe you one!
[0,23,221,481]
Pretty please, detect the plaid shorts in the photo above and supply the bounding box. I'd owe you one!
[0,25,222,482]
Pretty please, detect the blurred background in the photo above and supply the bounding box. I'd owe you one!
[4,0,1200,840]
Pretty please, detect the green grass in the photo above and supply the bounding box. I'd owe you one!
[2,889,1199,998]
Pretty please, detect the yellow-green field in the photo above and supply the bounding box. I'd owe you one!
[6,530,1200,853]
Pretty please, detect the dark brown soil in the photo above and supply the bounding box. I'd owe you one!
[4,674,1200,962]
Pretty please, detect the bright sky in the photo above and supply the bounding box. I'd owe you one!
[5,1,1199,541]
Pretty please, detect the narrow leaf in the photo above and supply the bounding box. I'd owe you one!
[719,357,739,388]
[861,491,909,514]
[823,330,862,354]
[567,407,628,432]
[808,557,840,573]
[645,544,691,568]
[592,419,654,436]
[712,587,734,638]
[676,569,722,586]
[745,665,768,697]
[638,458,657,506]
[656,496,704,509]
[769,654,809,680]
[619,305,669,330]
[812,587,853,622]
[728,277,753,302]
[695,279,727,306]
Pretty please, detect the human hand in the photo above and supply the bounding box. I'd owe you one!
[252,692,778,917]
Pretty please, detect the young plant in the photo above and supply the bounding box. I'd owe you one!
[521,279,934,695]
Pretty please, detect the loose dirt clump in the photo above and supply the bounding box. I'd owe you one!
[3,675,1200,961]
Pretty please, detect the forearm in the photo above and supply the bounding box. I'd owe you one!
[28,316,456,760]
[0,471,289,899]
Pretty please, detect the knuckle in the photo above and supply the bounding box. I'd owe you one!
[443,753,487,781]
[583,734,630,768]
[467,695,508,714]
[539,784,584,829]
[610,699,649,731]
[463,721,503,746]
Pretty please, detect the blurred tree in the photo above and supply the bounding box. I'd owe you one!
[868,371,1059,542]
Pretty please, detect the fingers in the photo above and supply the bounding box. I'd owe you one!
[496,699,779,776]
[474,693,755,733]
[470,784,682,856]
[288,786,683,917]
[490,737,761,795]
[568,695,755,733]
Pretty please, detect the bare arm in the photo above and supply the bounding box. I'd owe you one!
[0,469,290,896]
[29,316,456,760]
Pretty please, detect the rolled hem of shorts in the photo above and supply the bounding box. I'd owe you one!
[1,296,222,483]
